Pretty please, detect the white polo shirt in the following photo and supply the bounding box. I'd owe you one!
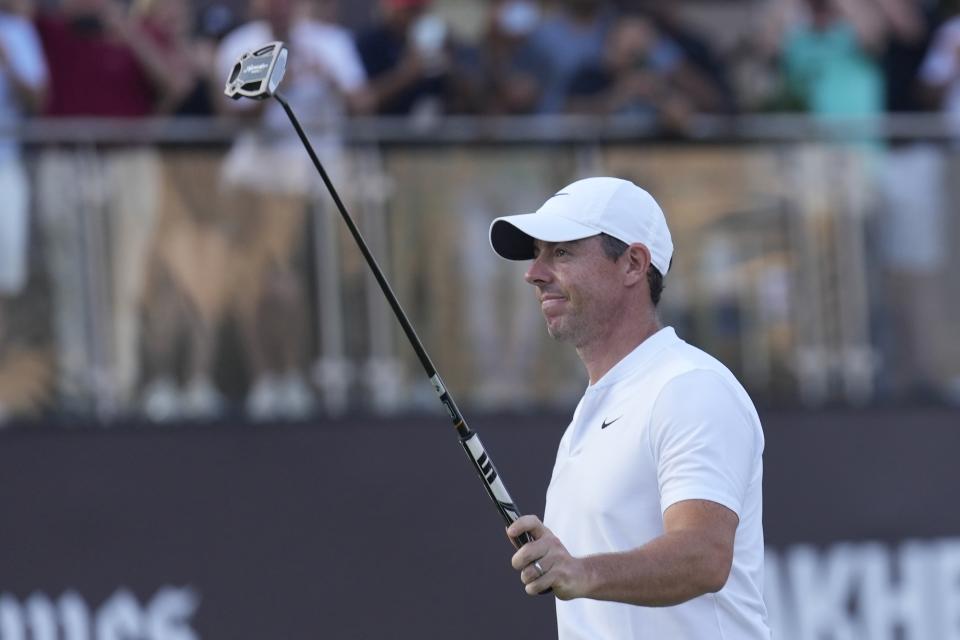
[544,327,769,639]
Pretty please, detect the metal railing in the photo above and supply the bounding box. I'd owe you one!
[10,112,960,144]
[2,113,958,423]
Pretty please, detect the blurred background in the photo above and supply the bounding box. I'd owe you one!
[1,0,959,637]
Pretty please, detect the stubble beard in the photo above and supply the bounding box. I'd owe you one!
[544,291,618,349]
[544,306,590,346]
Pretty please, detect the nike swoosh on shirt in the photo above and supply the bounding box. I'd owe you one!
[601,416,622,429]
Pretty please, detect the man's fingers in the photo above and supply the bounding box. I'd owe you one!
[506,515,547,540]
[520,558,549,585]
[506,516,565,597]
[524,571,554,596]
[520,565,538,584]
[511,538,545,570]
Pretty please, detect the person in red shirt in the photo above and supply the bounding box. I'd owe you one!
[34,0,181,415]
[36,0,181,116]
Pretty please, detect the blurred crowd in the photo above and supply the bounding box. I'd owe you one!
[4,0,960,124]
[2,0,960,422]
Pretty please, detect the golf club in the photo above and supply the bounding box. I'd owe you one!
[225,42,540,553]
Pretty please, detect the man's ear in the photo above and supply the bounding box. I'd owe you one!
[623,243,652,287]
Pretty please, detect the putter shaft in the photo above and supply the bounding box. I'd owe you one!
[273,93,536,549]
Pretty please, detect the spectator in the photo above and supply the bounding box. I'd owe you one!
[565,14,718,131]
[36,0,179,116]
[134,0,232,116]
[356,0,476,117]
[139,173,232,421]
[34,0,176,414]
[628,4,733,113]
[919,6,960,123]
[868,3,960,402]
[214,0,370,420]
[730,0,800,111]
[356,0,435,116]
[136,0,237,421]
[475,0,541,115]
[742,0,931,114]
[878,0,935,113]
[0,0,47,372]
[523,0,615,114]
[779,0,886,116]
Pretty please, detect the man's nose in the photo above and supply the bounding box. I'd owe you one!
[525,255,551,286]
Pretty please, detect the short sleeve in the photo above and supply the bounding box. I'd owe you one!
[648,369,759,517]
[920,20,960,87]
[6,18,48,89]
[324,30,367,93]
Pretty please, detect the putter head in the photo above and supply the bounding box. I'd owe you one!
[224,41,288,100]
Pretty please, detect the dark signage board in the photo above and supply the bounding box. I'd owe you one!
[1,408,957,639]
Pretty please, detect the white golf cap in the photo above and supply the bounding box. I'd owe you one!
[489,177,674,274]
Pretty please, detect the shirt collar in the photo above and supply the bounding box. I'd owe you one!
[586,326,678,391]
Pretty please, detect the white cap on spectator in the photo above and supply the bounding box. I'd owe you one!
[489,177,674,275]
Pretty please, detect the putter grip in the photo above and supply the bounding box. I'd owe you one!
[513,531,535,547]
[512,530,553,595]
[460,433,553,595]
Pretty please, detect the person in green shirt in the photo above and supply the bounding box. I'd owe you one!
[781,0,885,116]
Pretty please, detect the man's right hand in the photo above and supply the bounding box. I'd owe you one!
[507,515,590,600]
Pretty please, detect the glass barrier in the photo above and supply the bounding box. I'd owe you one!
[2,118,958,423]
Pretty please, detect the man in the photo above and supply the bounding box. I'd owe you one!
[565,14,724,132]
[214,0,370,419]
[473,0,540,115]
[920,8,960,125]
[0,0,47,313]
[357,0,478,117]
[35,0,177,413]
[489,177,770,638]
[522,0,614,113]
[780,0,885,117]
[0,0,46,420]
[356,0,441,116]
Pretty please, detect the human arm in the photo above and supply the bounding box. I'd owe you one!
[484,40,541,114]
[753,0,803,59]
[873,0,925,43]
[310,32,375,116]
[917,21,960,107]
[667,60,724,113]
[102,1,191,108]
[153,37,218,115]
[510,368,759,604]
[0,18,48,113]
[363,48,435,113]
[342,84,375,115]
[833,0,887,52]
[509,499,737,604]
[565,67,665,115]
